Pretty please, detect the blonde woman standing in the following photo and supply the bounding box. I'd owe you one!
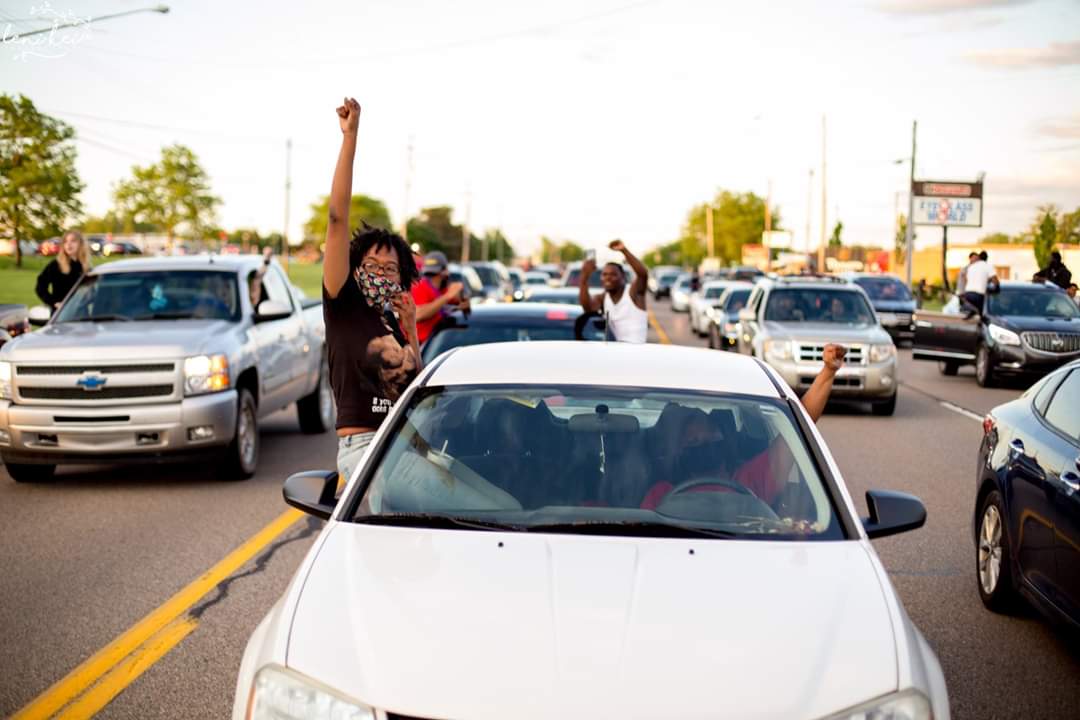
[35,231,90,313]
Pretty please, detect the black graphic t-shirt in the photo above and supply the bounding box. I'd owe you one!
[323,278,418,430]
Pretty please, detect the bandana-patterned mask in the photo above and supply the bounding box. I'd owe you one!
[357,270,402,309]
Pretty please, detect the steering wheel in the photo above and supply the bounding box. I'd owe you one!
[665,477,758,500]
[574,310,606,341]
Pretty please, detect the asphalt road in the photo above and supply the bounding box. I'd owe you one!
[1,301,1078,719]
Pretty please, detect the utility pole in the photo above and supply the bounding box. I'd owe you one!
[401,136,414,241]
[705,203,715,259]
[764,179,773,272]
[905,121,917,287]
[805,168,814,256]
[282,137,291,269]
[818,115,827,274]
[460,186,471,263]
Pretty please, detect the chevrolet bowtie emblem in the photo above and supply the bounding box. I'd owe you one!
[76,374,108,391]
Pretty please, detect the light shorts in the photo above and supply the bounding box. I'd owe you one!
[337,431,376,485]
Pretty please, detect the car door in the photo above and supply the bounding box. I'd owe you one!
[250,267,301,410]
[913,295,979,362]
[1038,368,1080,619]
[738,287,764,355]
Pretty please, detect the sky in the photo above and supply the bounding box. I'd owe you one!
[2,0,1079,261]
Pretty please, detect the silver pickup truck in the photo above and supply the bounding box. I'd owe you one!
[0,255,332,483]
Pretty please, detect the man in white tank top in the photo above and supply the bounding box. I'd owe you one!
[579,240,649,343]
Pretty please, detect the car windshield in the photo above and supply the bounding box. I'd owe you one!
[351,386,843,540]
[658,272,680,285]
[854,277,913,301]
[987,289,1080,319]
[472,266,503,287]
[525,275,548,285]
[723,288,751,312]
[676,277,692,290]
[704,286,726,299]
[565,268,603,287]
[54,270,240,322]
[449,269,484,294]
[764,289,875,324]
[422,318,605,362]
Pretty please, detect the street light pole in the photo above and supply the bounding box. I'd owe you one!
[8,4,169,38]
[819,115,827,274]
[905,121,917,287]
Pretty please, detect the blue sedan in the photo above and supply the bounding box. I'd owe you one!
[976,359,1080,628]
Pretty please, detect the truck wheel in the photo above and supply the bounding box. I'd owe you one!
[939,361,959,376]
[220,388,258,480]
[297,356,334,434]
[975,345,996,388]
[4,461,56,483]
[871,392,897,416]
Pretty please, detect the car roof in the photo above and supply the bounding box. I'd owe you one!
[443,302,584,322]
[428,341,781,396]
[762,276,857,290]
[702,280,741,290]
[90,255,265,274]
[998,281,1067,291]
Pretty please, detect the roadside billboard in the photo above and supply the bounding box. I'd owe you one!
[911,180,983,227]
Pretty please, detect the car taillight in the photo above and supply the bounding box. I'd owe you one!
[546,310,569,320]
[983,415,995,436]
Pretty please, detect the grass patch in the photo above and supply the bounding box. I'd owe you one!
[286,262,323,299]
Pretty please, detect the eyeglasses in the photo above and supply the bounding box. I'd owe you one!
[361,260,400,278]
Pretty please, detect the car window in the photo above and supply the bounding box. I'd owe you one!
[472,266,502,287]
[54,270,241,321]
[704,286,726,299]
[351,386,843,540]
[258,267,294,311]
[854,277,913,301]
[1032,370,1066,416]
[987,289,1080,318]
[1044,370,1080,441]
[764,289,875,324]
[723,289,751,312]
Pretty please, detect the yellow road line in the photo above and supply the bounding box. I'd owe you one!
[54,617,199,720]
[13,508,303,720]
[647,310,672,345]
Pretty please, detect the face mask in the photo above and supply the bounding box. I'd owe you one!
[356,270,402,309]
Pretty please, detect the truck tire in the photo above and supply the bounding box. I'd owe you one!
[219,388,258,480]
[871,392,897,416]
[3,461,56,483]
[297,356,334,435]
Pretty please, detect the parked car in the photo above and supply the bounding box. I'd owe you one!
[650,269,682,299]
[86,235,107,255]
[706,284,753,351]
[520,287,581,305]
[469,261,514,303]
[688,280,741,336]
[0,304,30,349]
[975,360,1080,631]
[0,256,330,483]
[421,303,606,363]
[38,238,60,256]
[647,265,680,296]
[103,240,143,256]
[843,273,917,344]
[912,281,1080,387]
[523,270,552,289]
[234,342,946,720]
[447,262,484,302]
[737,276,898,415]
[670,273,693,312]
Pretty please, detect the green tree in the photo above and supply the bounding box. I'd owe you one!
[828,220,843,249]
[538,236,584,264]
[1033,206,1057,269]
[0,94,84,267]
[1058,206,1080,246]
[303,194,392,243]
[113,144,220,251]
[660,191,779,267]
[978,231,1015,244]
[471,228,516,263]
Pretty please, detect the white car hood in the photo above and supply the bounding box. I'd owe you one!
[288,525,897,720]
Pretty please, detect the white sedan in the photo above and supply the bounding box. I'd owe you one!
[234,342,948,720]
[670,273,693,312]
[688,280,742,336]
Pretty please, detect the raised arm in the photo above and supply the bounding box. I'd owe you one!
[801,344,846,423]
[578,257,602,313]
[610,239,648,303]
[323,97,361,298]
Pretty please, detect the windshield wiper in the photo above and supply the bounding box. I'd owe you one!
[524,520,736,539]
[135,311,196,320]
[73,314,132,322]
[354,513,527,532]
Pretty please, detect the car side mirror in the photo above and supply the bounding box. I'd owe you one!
[254,299,291,322]
[862,490,926,539]
[283,470,340,520]
[28,305,51,327]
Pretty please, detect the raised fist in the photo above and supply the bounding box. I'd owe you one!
[822,343,847,371]
[608,239,626,254]
[336,97,361,134]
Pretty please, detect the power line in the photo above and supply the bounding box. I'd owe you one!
[45,108,286,145]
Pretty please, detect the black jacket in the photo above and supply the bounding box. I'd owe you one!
[35,259,84,308]
[1044,261,1072,290]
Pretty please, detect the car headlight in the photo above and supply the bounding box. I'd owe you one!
[822,689,931,720]
[724,322,737,334]
[0,360,11,400]
[870,343,896,363]
[764,339,792,361]
[184,354,230,396]
[988,323,1021,347]
[247,665,375,720]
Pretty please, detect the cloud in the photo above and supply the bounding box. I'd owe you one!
[1034,115,1080,140]
[876,0,1035,15]
[966,40,1080,69]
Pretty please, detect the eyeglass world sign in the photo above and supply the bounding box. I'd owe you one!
[911,180,984,228]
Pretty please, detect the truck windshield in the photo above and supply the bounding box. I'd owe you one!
[54,271,241,323]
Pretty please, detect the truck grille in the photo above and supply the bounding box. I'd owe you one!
[1022,332,1080,353]
[16,363,175,375]
[797,344,865,365]
[19,385,174,401]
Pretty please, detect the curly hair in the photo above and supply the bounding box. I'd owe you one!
[348,222,418,290]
